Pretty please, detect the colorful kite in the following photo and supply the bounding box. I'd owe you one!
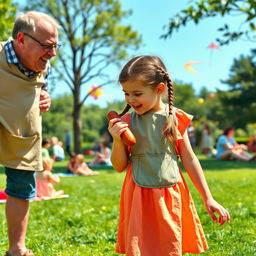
[207,42,220,50]
[208,93,216,99]
[88,85,103,100]
[207,42,220,64]
[184,61,202,73]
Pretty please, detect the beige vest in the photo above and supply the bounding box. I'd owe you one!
[130,108,180,188]
[0,42,46,171]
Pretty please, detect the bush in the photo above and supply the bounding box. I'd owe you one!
[235,128,247,137]
[246,123,256,137]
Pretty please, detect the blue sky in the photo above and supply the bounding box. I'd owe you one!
[52,0,255,107]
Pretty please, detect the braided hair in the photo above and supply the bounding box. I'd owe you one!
[118,55,178,142]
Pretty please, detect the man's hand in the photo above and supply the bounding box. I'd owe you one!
[39,90,51,112]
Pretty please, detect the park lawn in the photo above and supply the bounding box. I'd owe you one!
[0,157,255,256]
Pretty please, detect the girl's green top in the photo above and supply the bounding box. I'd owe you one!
[130,107,180,188]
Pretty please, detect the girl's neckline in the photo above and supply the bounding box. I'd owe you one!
[139,104,168,117]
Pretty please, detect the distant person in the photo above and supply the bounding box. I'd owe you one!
[216,126,256,161]
[36,157,64,198]
[65,129,72,157]
[187,122,196,150]
[66,152,77,174]
[200,123,213,156]
[51,136,65,161]
[89,141,112,166]
[42,138,52,159]
[74,154,99,176]
[92,141,101,153]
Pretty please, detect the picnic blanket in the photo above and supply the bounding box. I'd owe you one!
[0,190,69,203]
[56,173,80,177]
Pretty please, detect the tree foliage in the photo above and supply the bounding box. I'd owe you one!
[0,0,17,40]
[162,0,256,45]
[42,70,255,149]
[23,0,142,152]
[218,49,256,127]
[42,94,73,141]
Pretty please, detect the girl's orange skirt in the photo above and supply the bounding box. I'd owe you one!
[116,167,208,256]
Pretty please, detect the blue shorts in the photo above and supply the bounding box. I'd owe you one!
[5,167,36,200]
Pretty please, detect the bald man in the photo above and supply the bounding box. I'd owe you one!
[0,11,60,256]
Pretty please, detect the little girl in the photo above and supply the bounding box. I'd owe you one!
[108,56,230,256]
[36,157,64,198]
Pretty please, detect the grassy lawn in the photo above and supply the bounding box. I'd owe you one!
[0,156,255,255]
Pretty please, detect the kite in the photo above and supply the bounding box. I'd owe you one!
[88,85,103,100]
[184,61,202,73]
[207,42,220,64]
[207,42,220,50]
[208,93,216,99]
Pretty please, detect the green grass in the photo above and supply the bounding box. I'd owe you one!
[0,156,256,256]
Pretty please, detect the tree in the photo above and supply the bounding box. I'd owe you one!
[218,49,256,127]
[0,0,17,40]
[24,0,141,152]
[42,94,73,140]
[161,0,256,45]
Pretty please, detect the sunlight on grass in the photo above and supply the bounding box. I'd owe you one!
[0,158,255,255]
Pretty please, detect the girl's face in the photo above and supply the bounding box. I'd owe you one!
[122,80,165,115]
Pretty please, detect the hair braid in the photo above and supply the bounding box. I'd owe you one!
[119,104,131,116]
[166,74,174,116]
[156,67,177,142]
[156,67,174,115]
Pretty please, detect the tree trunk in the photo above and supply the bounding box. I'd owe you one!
[73,86,81,153]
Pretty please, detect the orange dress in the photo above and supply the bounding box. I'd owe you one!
[116,110,208,256]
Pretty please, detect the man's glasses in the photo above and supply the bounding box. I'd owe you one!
[23,32,61,50]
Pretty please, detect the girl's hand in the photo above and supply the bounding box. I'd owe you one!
[204,197,230,225]
[108,118,128,143]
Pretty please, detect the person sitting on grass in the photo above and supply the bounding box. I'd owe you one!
[89,141,112,166]
[42,138,53,162]
[51,136,65,162]
[74,154,99,176]
[216,126,256,161]
[36,158,64,198]
[66,152,77,174]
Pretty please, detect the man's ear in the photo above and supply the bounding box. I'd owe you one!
[16,32,25,46]
[156,83,166,94]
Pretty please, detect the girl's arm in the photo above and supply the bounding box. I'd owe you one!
[179,130,230,225]
[108,118,129,172]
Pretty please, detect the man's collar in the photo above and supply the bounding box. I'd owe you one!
[4,38,19,64]
[4,38,39,78]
